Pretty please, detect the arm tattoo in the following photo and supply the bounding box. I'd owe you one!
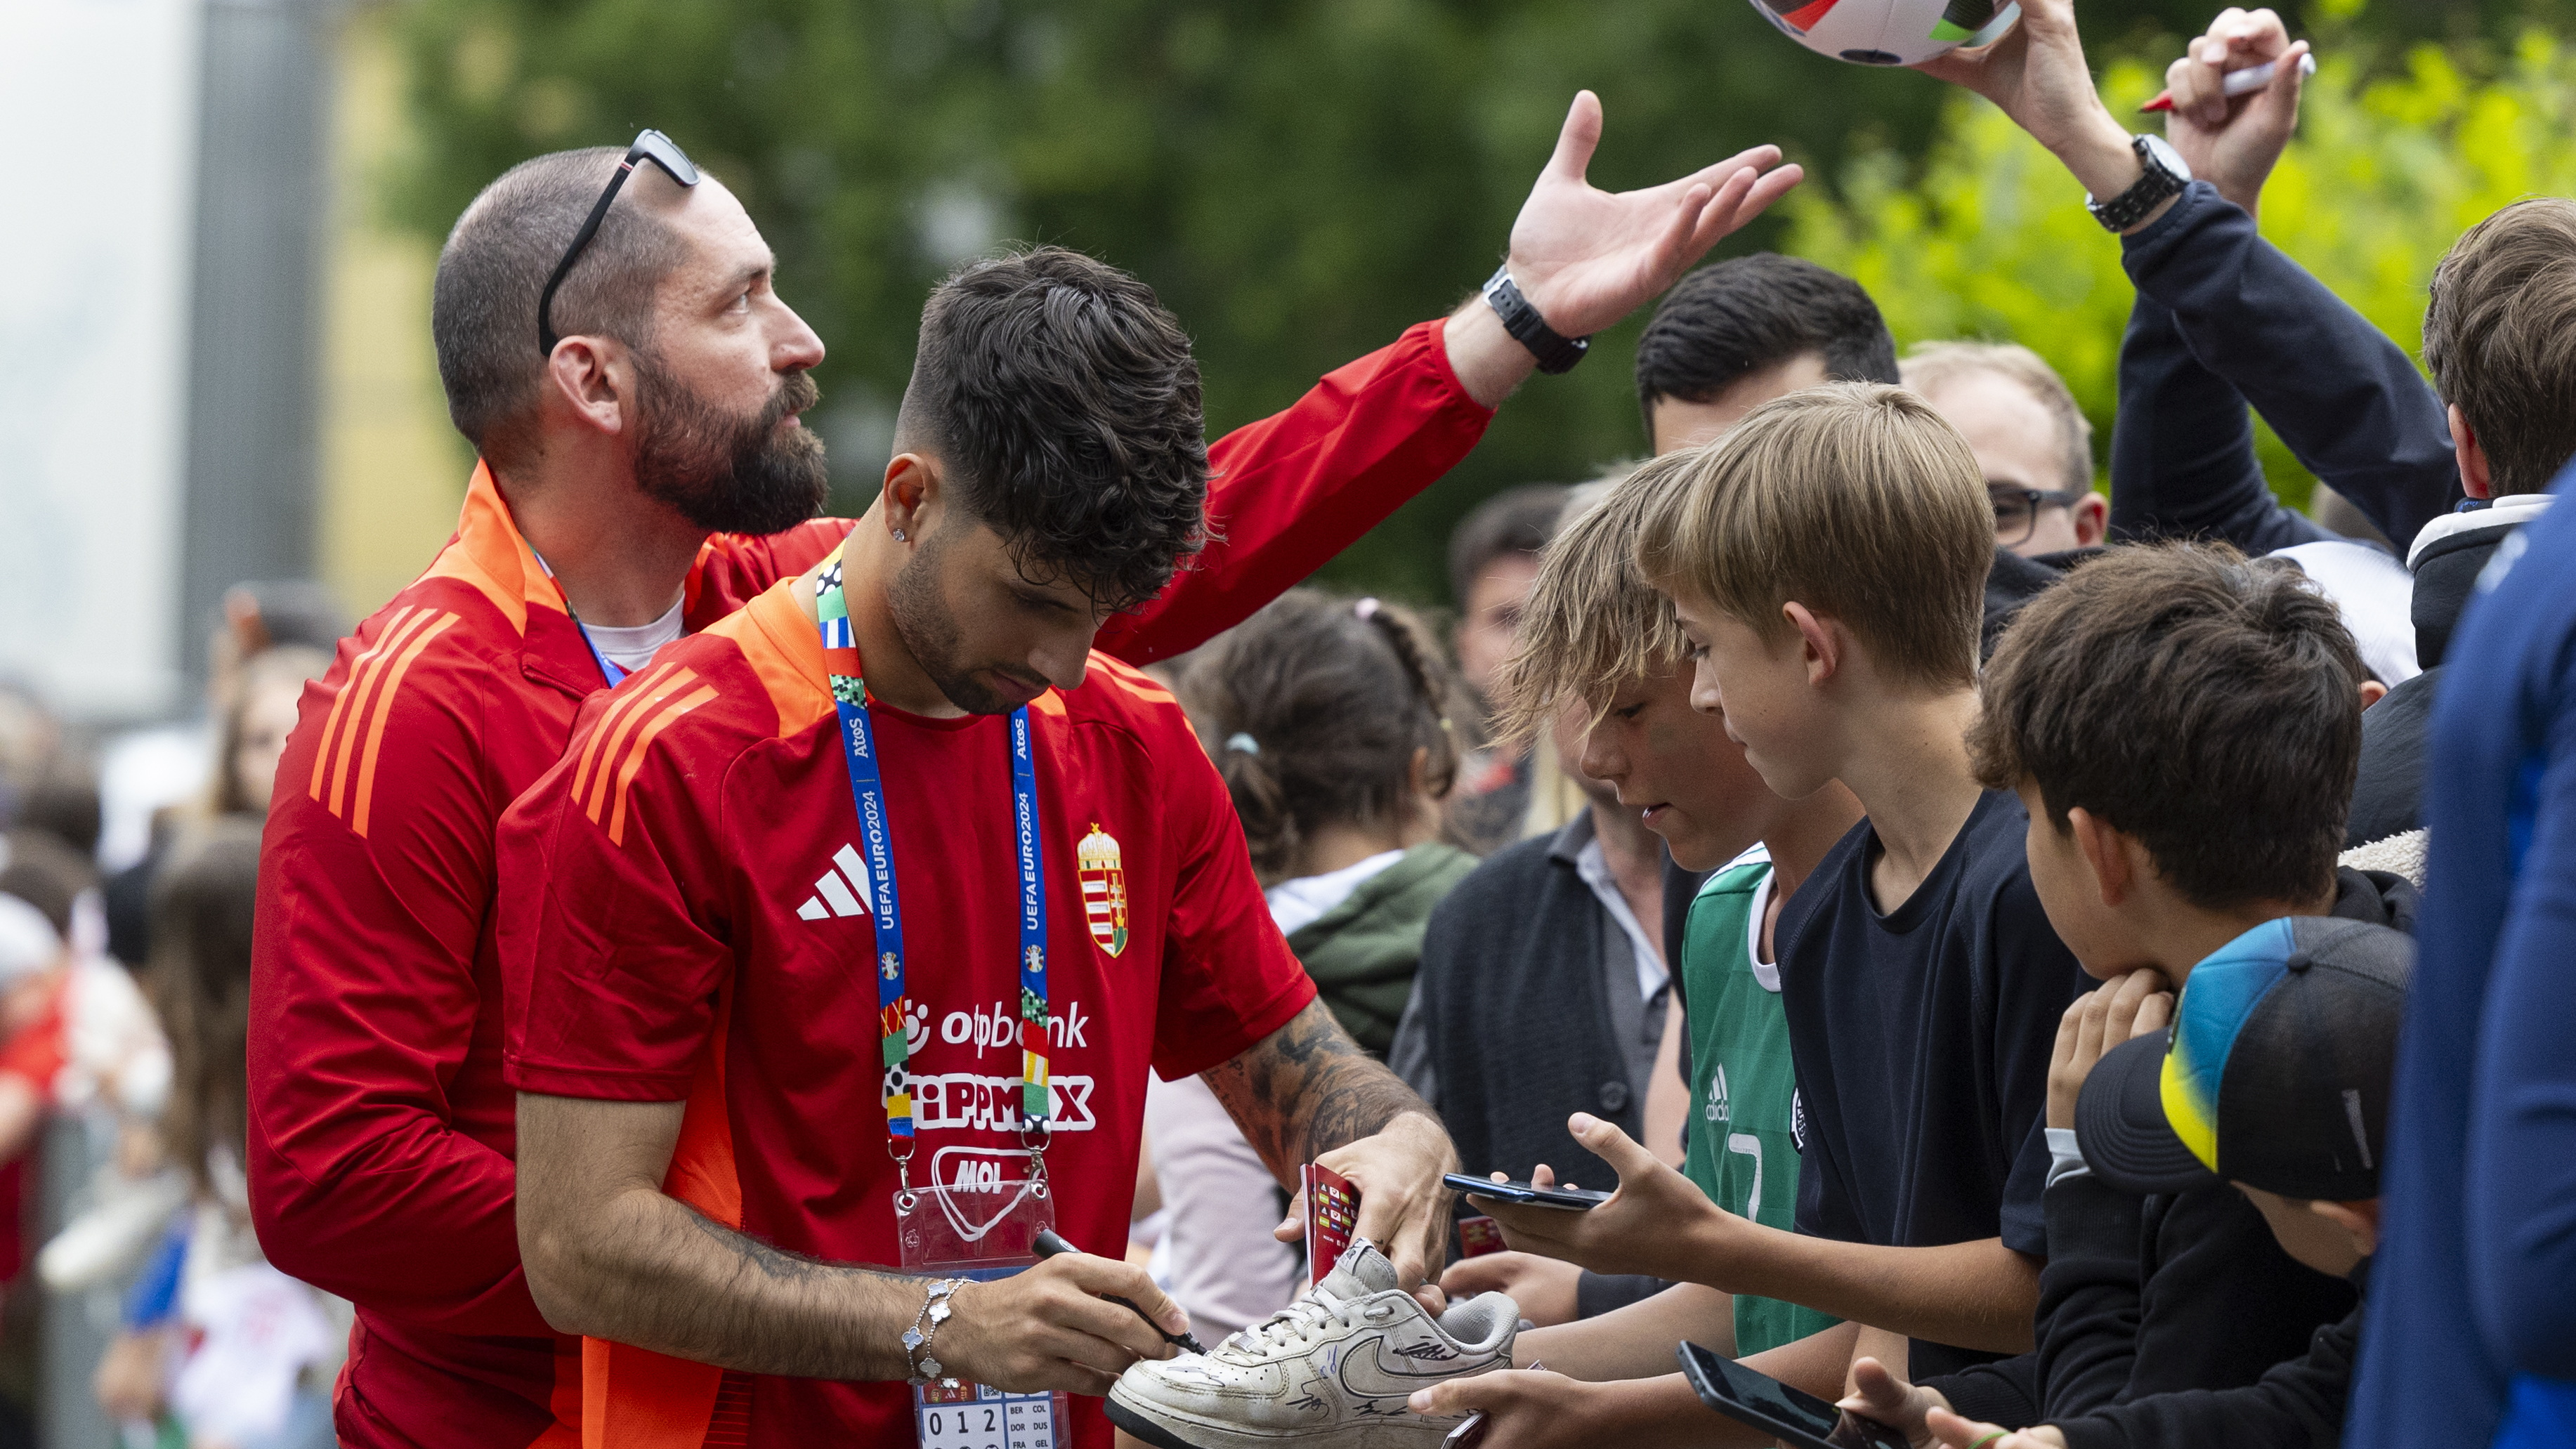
[1203,999,1432,1182]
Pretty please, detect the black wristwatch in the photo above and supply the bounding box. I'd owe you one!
[1482,265,1589,374]
[2085,133,2192,232]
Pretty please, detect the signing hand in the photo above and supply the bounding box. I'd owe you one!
[1440,1250,1584,1328]
[1840,1355,1956,1449]
[2047,968,2173,1131]
[1273,1110,1459,1311]
[938,1252,1186,1396]
[2162,11,2308,216]
[1465,1113,1741,1283]
[1505,91,1803,339]
[1928,1406,2070,1449]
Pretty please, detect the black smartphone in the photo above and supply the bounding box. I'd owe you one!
[1675,1340,1912,1449]
[1441,1173,1611,1209]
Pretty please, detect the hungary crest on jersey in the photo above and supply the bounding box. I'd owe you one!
[1078,822,1129,957]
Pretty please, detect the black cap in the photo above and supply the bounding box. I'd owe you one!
[2077,915,2411,1200]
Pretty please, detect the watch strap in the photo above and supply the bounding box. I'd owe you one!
[2086,136,2188,232]
[1482,265,1589,374]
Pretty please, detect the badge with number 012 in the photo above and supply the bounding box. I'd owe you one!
[899,1168,1069,1449]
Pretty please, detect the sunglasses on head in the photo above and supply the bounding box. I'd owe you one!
[536,129,701,357]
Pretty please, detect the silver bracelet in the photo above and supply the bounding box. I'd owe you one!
[905,1277,967,1387]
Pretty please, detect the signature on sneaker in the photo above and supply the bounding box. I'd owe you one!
[1107,1239,1518,1449]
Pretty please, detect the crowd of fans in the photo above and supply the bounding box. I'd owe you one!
[0,1,2570,1445]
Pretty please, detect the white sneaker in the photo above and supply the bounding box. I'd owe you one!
[1106,1239,1516,1449]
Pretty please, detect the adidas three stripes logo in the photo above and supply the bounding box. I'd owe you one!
[797,844,877,921]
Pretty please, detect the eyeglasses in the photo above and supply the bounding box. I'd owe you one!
[536,129,701,356]
[1989,485,2087,547]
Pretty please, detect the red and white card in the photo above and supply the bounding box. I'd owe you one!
[1302,1162,1361,1287]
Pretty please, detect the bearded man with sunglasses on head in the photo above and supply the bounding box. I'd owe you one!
[247,110,1800,1448]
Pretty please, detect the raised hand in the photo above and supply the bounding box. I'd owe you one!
[1504,91,1803,340]
[2161,10,2308,217]
[1914,0,2159,222]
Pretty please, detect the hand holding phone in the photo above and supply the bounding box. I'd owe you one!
[1676,1341,1913,1449]
[1443,1173,1611,1210]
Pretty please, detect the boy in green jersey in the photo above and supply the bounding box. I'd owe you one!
[1679,846,1836,1356]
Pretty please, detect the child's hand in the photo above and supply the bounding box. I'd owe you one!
[1840,1356,1954,1449]
[2046,969,2171,1130]
[1463,1115,1744,1283]
[1928,1405,2069,1449]
[1408,1368,1611,1449]
[1439,1251,1583,1327]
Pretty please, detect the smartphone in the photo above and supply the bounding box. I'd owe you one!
[1441,1173,1612,1210]
[1675,1340,1912,1449]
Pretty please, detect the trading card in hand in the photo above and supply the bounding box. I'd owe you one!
[1302,1162,1361,1288]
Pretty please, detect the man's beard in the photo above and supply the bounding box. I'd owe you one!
[885,531,1050,716]
[632,355,828,536]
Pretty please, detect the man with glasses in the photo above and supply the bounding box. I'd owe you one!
[1902,342,2109,560]
[248,112,1800,1448]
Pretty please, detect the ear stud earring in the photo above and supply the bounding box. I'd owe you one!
[893,529,908,542]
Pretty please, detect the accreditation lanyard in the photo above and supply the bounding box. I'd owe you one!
[813,549,1052,1174]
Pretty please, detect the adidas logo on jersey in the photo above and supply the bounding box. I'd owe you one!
[795,844,877,921]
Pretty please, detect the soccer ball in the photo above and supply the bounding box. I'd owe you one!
[1746,0,2021,67]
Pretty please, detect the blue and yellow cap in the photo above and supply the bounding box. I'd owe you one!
[2077,916,2410,1199]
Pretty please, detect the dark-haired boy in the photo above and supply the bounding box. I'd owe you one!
[1829,542,2399,1441]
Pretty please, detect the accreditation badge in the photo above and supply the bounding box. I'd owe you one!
[898,1151,1069,1449]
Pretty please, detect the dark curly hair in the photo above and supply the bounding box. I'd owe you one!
[1969,542,2363,912]
[897,246,1208,612]
[1179,590,1463,881]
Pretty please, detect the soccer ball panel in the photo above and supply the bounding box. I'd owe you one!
[1747,0,2019,67]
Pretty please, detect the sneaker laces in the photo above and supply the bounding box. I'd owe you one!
[1217,1287,1398,1361]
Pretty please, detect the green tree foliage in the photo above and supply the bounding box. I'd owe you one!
[387,0,2576,601]
[1787,28,2576,512]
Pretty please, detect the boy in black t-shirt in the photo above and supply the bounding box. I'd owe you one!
[1830,542,2402,1446]
[1446,383,2090,1422]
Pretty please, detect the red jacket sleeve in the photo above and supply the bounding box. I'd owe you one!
[1094,317,1491,664]
[247,635,554,1339]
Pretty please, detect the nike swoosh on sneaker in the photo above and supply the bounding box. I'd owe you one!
[1331,1335,1496,1401]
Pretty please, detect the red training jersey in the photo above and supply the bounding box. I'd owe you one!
[247,319,1488,1448]
[498,579,1314,1445]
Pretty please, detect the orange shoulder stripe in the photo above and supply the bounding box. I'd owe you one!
[307,605,413,804]
[348,611,460,837]
[604,685,719,846]
[577,668,700,825]
[570,661,682,810]
[313,607,436,820]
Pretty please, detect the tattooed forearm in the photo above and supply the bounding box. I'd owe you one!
[1202,999,1435,1184]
